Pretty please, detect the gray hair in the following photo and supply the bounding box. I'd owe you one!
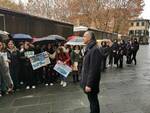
[85,31,96,41]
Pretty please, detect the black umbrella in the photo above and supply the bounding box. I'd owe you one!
[47,35,66,41]
[33,36,56,45]
[12,33,32,41]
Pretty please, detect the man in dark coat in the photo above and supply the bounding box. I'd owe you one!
[111,40,119,67]
[131,38,139,65]
[80,31,102,113]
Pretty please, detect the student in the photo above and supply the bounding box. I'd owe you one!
[20,42,36,89]
[6,40,20,91]
[70,45,82,83]
[56,47,70,87]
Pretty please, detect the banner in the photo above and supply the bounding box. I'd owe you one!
[54,61,72,78]
[30,52,50,70]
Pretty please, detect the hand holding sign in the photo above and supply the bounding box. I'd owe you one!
[54,61,72,78]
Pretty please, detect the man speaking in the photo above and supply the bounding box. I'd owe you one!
[81,31,102,113]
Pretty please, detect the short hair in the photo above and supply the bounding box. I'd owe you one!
[85,31,96,41]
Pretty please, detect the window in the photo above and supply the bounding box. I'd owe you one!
[135,30,138,36]
[129,30,134,35]
[146,31,149,36]
[136,22,139,26]
[131,22,134,26]
[142,22,145,26]
[138,30,142,35]
[141,30,144,36]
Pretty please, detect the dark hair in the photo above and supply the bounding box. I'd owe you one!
[73,45,80,50]
[58,47,64,53]
[6,39,14,45]
[0,38,3,43]
[101,41,107,46]
[134,38,137,41]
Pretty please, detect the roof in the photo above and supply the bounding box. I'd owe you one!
[130,18,150,23]
[0,7,73,26]
[74,26,117,35]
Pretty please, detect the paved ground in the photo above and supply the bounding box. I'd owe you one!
[0,45,150,113]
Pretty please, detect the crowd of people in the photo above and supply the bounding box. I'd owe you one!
[101,38,139,71]
[0,38,139,97]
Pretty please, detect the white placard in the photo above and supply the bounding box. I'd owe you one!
[30,52,50,70]
[54,61,72,78]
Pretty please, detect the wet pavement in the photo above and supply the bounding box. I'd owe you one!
[0,45,150,113]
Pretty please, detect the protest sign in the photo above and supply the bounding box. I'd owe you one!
[30,52,50,70]
[54,61,72,78]
[24,51,34,58]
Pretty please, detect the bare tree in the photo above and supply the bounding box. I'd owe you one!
[0,0,25,11]
[25,0,144,34]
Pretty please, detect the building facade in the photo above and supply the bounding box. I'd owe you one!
[128,19,150,44]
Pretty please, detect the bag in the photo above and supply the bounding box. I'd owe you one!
[72,62,78,71]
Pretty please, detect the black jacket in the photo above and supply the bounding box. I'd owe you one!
[132,42,139,52]
[80,41,102,94]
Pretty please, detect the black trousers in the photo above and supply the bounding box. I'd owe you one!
[87,93,100,113]
[126,52,132,64]
[132,51,137,65]
[72,71,79,82]
[117,55,123,68]
[24,65,35,87]
[102,57,107,71]
[9,66,19,89]
[108,53,113,65]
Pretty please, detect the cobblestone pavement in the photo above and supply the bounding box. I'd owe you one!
[0,45,150,113]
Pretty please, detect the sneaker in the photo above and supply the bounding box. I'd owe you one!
[62,82,67,87]
[50,83,54,86]
[113,65,117,67]
[8,88,14,93]
[32,86,36,89]
[45,84,49,86]
[107,64,111,67]
[20,81,24,85]
[26,86,30,90]
[0,93,2,97]
[60,81,64,85]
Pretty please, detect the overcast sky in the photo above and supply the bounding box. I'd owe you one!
[13,0,150,19]
[140,0,150,19]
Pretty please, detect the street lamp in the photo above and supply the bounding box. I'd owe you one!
[0,14,6,31]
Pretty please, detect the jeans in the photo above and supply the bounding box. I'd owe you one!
[60,75,66,82]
